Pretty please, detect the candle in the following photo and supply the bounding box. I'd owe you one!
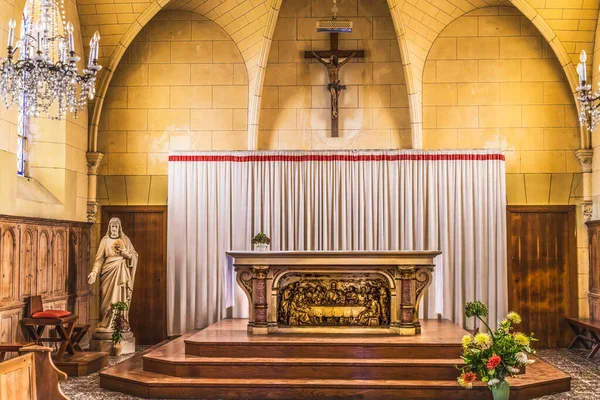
[579,50,587,84]
[88,38,95,66]
[34,20,41,52]
[93,31,100,61]
[7,18,15,48]
[66,22,74,52]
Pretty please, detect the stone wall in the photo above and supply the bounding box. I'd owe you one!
[257,0,411,150]
[96,11,249,206]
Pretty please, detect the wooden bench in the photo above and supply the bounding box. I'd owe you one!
[566,317,600,358]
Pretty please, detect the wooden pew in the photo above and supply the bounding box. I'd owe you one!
[0,346,68,400]
[0,353,36,400]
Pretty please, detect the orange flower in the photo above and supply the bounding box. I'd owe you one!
[487,354,501,370]
[457,372,477,389]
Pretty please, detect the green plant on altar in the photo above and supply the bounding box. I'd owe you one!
[110,301,130,345]
[457,301,537,398]
[251,233,271,245]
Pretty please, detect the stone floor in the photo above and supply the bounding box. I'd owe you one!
[60,348,600,400]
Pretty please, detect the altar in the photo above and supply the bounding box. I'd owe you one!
[227,251,441,335]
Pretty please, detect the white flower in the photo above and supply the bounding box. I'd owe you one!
[515,352,528,364]
[488,378,500,387]
[526,359,535,365]
[507,366,520,374]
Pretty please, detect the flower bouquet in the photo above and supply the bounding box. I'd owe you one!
[457,301,536,400]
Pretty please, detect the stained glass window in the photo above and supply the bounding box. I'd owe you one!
[17,97,28,176]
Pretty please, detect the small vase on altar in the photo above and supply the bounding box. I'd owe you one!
[252,233,271,251]
[491,379,510,400]
[255,243,269,251]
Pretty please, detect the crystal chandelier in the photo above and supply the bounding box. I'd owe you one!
[576,50,600,133]
[0,0,101,119]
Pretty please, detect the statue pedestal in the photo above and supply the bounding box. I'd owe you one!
[90,330,135,355]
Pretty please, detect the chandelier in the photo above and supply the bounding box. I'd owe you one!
[576,50,600,133]
[0,0,101,119]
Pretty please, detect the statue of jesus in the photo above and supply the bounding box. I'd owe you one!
[88,217,138,330]
[311,51,357,119]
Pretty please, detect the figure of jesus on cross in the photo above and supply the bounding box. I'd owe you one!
[305,32,364,137]
[310,51,357,120]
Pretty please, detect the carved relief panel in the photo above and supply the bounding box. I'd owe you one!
[277,273,391,327]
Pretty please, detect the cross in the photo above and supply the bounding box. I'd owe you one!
[304,32,364,137]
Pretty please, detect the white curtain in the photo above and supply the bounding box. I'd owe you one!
[167,150,507,336]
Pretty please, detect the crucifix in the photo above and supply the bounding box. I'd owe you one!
[304,32,364,137]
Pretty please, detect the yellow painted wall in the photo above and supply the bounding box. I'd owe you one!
[422,7,588,317]
[96,11,249,206]
[0,0,88,221]
[257,0,411,150]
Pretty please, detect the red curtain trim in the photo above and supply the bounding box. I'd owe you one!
[168,153,505,163]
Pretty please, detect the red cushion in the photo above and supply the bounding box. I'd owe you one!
[31,310,71,319]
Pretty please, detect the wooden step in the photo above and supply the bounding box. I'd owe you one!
[101,349,571,400]
[184,319,463,359]
[143,353,465,380]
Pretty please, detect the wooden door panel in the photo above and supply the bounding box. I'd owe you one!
[507,206,577,349]
[101,207,167,345]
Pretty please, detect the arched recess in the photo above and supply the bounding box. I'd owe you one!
[88,0,166,152]
[89,0,274,152]
[385,0,583,149]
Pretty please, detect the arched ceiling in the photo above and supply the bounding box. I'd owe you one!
[82,0,599,150]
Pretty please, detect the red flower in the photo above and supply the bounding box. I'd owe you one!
[487,354,502,370]
[463,372,477,383]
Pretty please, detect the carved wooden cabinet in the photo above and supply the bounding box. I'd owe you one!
[587,220,600,321]
[0,215,91,345]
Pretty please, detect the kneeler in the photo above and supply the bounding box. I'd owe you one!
[20,296,79,359]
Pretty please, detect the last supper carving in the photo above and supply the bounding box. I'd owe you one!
[277,274,390,327]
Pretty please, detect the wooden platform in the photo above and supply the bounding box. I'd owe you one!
[53,351,108,376]
[100,318,571,399]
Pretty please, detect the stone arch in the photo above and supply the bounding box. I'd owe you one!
[88,0,165,152]
[89,0,272,152]
[385,0,583,148]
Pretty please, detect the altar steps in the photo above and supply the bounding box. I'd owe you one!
[143,354,465,380]
[99,319,571,399]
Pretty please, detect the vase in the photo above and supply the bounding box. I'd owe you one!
[111,342,123,356]
[255,243,269,251]
[491,379,510,400]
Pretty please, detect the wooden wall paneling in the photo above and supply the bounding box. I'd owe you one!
[19,227,36,299]
[0,309,24,343]
[68,227,79,295]
[0,215,91,355]
[507,206,577,348]
[586,220,600,321]
[36,228,52,297]
[52,228,67,295]
[1,224,19,304]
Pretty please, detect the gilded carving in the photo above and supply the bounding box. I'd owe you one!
[277,274,390,327]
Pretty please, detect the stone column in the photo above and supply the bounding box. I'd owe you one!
[250,265,269,334]
[577,148,594,318]
[86,152,103,224]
